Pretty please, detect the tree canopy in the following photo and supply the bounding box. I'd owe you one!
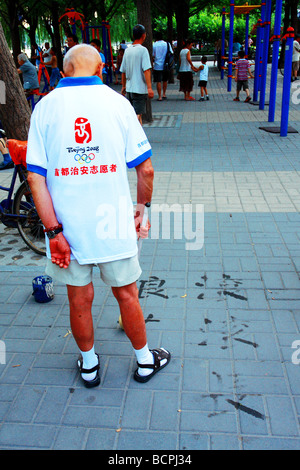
[0,0,298,64]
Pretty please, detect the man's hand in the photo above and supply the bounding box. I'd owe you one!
[148,87,154,99]
[121,86,126,96]
[49,232,71,269]
[134,209,151,240]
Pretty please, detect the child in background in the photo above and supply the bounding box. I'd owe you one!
[234,50,254,102]
[197,56,209,101]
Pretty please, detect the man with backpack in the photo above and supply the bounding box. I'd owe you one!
[152,32,173,101]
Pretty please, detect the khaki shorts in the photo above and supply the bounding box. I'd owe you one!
[45,255,142,287]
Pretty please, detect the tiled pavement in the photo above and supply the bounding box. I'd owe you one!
[0,64,300,450]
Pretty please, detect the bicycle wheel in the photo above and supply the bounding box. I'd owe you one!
[13,180,46,256]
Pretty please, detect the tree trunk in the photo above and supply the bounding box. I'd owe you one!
[0,21,31,140]
[290,0,298,33]
[174,0,190,53]
[51,1,63,71]
[136,0,153,123]
[6,1,22,66]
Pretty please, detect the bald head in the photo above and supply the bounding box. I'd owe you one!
[63,44,102,77]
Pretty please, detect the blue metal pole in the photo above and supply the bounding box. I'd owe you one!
[268,0,283,122]
[259,0,272,110]
[228,1,234,92]
[280,28,295,137]
[245,13,249,57]
[258,1,266,90]
[221,7,226,80]
[253,19,262,101]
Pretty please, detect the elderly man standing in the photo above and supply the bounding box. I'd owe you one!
[120,24,154,124]
[26,44,170,388]
[17,53,39,95]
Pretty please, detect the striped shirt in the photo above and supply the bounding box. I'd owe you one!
[235,59,249,81]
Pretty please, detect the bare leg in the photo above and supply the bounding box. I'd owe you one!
[67,283,94,351]
[162,81,167,98]
[111,282,147,350]
[156,82,162,100]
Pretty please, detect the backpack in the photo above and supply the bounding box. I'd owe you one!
[164,43,175,71]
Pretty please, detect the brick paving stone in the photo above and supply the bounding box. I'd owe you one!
[0,64,300,450]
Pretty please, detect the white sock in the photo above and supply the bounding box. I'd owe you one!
[79,346,98,381]
[134,344,168,377]
[134,343,154,377]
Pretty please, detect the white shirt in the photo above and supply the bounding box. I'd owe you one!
[199,63,209,81]
[43,48,52,64]
[26,76,152,264]
[293,40,300,62]
[153,40,168,70]
[179,49,191,72]
[120,44,152,94]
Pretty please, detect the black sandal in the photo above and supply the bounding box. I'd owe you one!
[77,353,101,388]
[134,348,171,383]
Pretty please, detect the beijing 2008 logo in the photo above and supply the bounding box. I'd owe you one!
[74,117,92,144]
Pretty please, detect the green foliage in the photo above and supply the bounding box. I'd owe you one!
[153,5,262,45]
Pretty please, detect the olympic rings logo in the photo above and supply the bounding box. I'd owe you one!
[74,153,95,164]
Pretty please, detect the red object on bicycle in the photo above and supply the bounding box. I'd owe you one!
[7,140,27,168]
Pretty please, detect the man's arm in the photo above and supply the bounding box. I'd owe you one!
[121,72,126,96]
[143,69,154,99]
[235,63,238,81]
[27,172,71,268]
[135,157,154,238]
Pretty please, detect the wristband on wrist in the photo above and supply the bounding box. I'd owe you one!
[43,224,62,233]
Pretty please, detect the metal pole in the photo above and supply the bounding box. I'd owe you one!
[221,7,226,80]
[268,0,283,122]
[228,1,234,92]
[259,0,272,110]
[280,28,294,137]
[253,19,263,101]
[245,13,249,57]
[258,1,266,91]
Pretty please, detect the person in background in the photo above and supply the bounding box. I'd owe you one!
[66,34,79,51]
[233,49,254,102]
[114,46,124,84]
[90,38,107,83]
[178,39,198,101]
[292,35,300,82]
[197,56,209,101]
[120,24,154,125]
[42,42,52,78]
[152,31,171,101]
[48,47,61,90]
[0,128,14,170]
[17,53,39,96]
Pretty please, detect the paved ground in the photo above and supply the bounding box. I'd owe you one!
[0,63,300,450]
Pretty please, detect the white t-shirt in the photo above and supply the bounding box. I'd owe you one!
[26,76,152,264]
[153,40,168,70]
[199,63,208,81]
[292,40,300,62]
[120,44,152,94]
[43,48,52,64]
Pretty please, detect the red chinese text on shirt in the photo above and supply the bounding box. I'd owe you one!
[54,164,117,176]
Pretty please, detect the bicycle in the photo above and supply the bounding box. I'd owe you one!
[0,139,46,256]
